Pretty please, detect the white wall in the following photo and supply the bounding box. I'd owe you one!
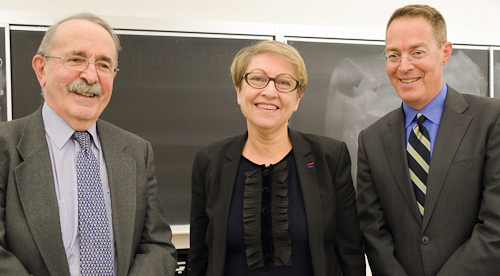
[1,0,500,45]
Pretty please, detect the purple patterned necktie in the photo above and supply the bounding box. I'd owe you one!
[73,131,114,276]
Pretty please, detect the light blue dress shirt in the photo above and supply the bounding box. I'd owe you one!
[404,82,448,157]
[42,103,116,276]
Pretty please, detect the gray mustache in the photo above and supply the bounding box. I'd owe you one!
[68,79,102,96]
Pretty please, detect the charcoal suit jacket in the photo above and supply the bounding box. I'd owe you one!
[0,107,177,276]
[357,87,500,276]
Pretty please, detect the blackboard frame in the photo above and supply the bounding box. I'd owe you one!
[1,12,500,234]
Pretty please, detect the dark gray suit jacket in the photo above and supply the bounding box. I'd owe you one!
[357,87,500,276]
[0,108,177,276]
[190,129,366,276]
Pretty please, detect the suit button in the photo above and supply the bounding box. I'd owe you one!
[263,169,270,176]
[264,254,272,263]
[262,207,269,215]
[262,187,270,194]
[421,236,430,244]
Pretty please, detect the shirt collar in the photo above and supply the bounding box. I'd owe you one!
[42,102,100,150]
[403,82,447,129]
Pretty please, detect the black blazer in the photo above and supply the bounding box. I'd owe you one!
[190,129,365,276]
[357,87,500,275]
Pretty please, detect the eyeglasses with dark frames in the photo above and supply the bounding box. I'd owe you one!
[243,72,300,93]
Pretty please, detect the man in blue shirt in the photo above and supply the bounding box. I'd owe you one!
[0,13,177,275]
[357,4,500,276]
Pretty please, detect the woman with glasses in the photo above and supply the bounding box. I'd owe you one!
[189,40,365,276]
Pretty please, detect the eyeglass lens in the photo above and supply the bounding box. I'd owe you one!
[245,72,297,92]
[63,56,116,78]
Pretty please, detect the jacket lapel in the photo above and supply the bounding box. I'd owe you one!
[212,133,246,275]
[381,109,423,224]
[289,130,326,276]
[14,108,70,275]
[97,120,137,276]
[422,88,471,231]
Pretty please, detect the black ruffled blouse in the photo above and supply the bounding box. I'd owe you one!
[225,151,314,275]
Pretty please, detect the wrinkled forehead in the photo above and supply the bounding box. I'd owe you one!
[50,19,117,62]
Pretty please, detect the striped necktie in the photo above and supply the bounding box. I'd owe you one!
[73,131,114,276]
[407,113,431,216]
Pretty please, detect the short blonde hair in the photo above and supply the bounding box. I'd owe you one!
[230,40,308,96]
[387,5,447,45]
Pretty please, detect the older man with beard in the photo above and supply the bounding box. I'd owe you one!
[0,13,177,276]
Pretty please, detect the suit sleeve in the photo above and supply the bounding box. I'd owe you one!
[189,151,209,276]
[0,152,31,275]
[127,142,178,276]
[437,112,500,275]
[356,130,409,276]
[333,142,366,276]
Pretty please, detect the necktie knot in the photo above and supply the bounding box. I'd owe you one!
[73,131,92,151]
[416,112,427,126]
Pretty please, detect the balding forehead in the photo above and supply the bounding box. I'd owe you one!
[53,19,118,59]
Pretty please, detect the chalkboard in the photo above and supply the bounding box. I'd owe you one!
[0,27,6,122]
[287,39,490,182]
[104,34,262,225]
[7,28,493,225]
[443,47,489,97]
[10,29,265,225]
[10,30,46,118]
[495,49,500,98]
